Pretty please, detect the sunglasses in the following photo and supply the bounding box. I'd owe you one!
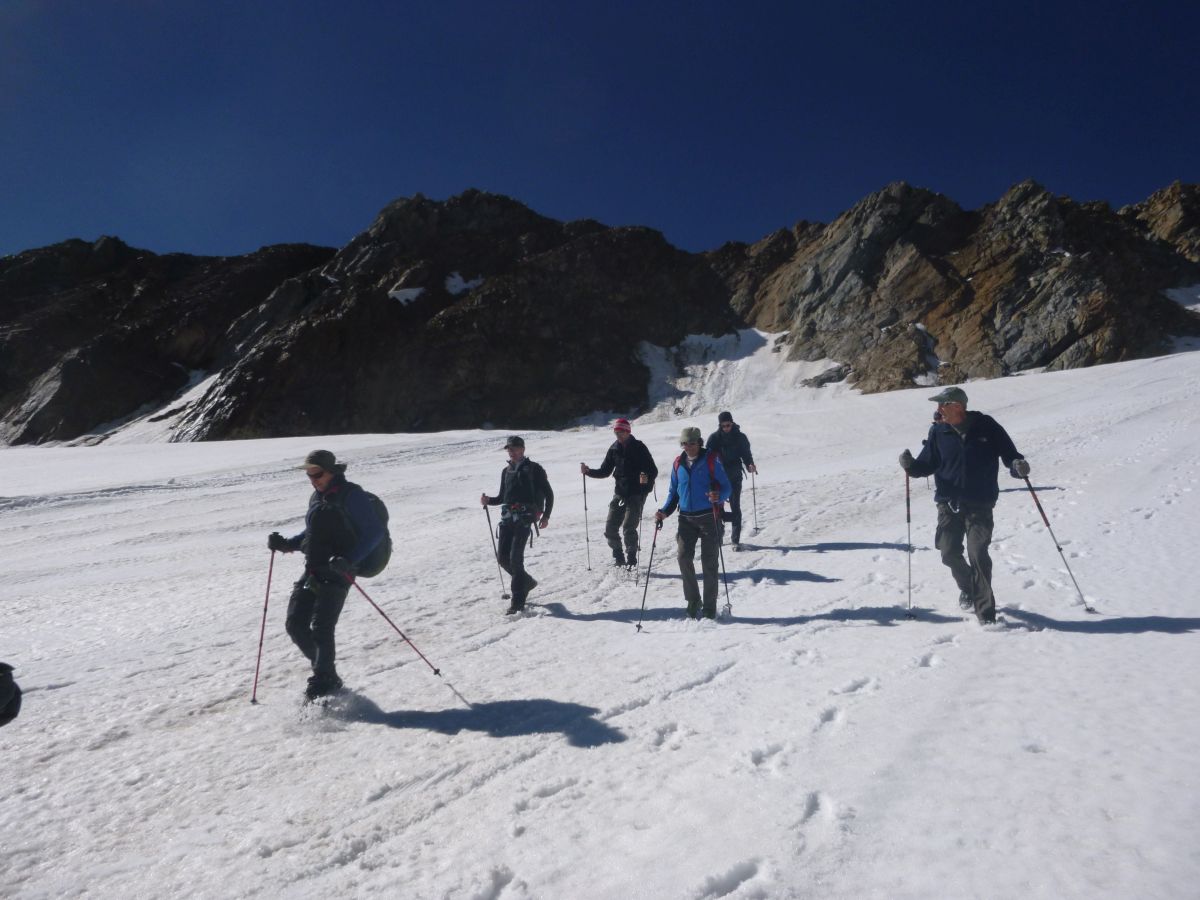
[680,440,700,447]
[306,469,326,479]
[720,423,733,428]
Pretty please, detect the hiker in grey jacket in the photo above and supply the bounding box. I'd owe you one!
[706,411,758,549]
[899,387,1029,624]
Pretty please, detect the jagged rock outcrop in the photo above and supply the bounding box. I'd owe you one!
[1122,181,1200,263]
[172,191,739,439]
[711,180,1200,391]
[0,238,335,443]
[3,182,1199,445]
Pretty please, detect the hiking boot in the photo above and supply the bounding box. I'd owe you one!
[523,574,538,593]
[305,672,343,700]
[733,543,743,552]
[625,554,638,569]
[958,591,973,611]
[505,601,526,615]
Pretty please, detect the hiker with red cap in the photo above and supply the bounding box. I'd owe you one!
[581,417,658,568]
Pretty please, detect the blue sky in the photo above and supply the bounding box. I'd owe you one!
[2,1,1196,257]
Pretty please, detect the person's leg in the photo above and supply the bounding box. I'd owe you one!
[496,523,515,576]
[699,518,720,617]
[622,494,647,564]
[728,477,743,545]
[965,506,996,622]
[935,503,975,600]
[309,579,350,677]
[676,516,702,617]
[505,522,532,608]
[604,497,625,562]
[285,579,318,664]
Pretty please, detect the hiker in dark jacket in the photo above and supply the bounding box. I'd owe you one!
[655,427,732,619]
[481,435,554,615]
[581,417,658,568]
[0,662,21,727]
[706,411,757,550]
[268,449,386,699]
[899,387,1029,624]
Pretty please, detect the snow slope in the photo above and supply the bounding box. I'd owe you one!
[3,348,1199,899]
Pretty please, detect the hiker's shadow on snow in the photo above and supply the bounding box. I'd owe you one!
[1003,608,1200,634]
[725,606,963,627]
[659,568,840,585]
[763,541,912,553]
[335,694,627,747]
[541,601,959,628]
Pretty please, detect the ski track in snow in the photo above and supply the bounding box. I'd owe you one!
[4,350,1200,899]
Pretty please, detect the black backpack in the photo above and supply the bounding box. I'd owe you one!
[354,491,392,578]
[318,485,392,578]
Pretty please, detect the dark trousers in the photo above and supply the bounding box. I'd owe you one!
[497,519,534,608]
[605,493,647,562]
[935,502,996,622]
[286,575,350,676]
[726,475,744,543]
[676,512,721,617]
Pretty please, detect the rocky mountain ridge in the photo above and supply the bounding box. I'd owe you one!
[2,182,1198,444]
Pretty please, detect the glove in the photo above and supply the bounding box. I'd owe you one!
[1011,459,1030,478]
[329,556,355,581]
[267,532,291,552]
[899,449,915,470]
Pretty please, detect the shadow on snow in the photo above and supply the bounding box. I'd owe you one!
[1002,608,1200,634]
[331,694,627,747]
[726,542,910,553]
[540,601,962,628]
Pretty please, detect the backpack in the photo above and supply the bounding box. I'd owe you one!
[355,491,392,578]
[673,451,718,482]
[320,486,392,578]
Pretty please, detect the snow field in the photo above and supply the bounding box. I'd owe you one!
[3,349,1199,899]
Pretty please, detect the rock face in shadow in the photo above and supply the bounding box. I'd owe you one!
[707,180,1200,393]
[172,191,739,439]
[3,182,1199,444]
[0,237,335,443]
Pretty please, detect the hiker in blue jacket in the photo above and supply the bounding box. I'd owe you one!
[899,387,1029,624]
[268,449,387,699]
[655,427,732,619]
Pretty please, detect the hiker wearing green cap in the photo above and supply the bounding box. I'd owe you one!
[898,387,1029,624]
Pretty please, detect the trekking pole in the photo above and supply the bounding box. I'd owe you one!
[583,474,592,570]
[349,579,443,676]
[905,474,915,619]
[250,550,275,703]
[713,502,733,618]
[634,488,647,585]
[751,471,759,534]
[483,506,510,600]
[1022,476,1097,613]
[636,520,663,632]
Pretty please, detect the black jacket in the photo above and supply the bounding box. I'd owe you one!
[486,457,555,524]
[585,436,658,498]
[706,424,754,480]
[908,411,1024,507]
